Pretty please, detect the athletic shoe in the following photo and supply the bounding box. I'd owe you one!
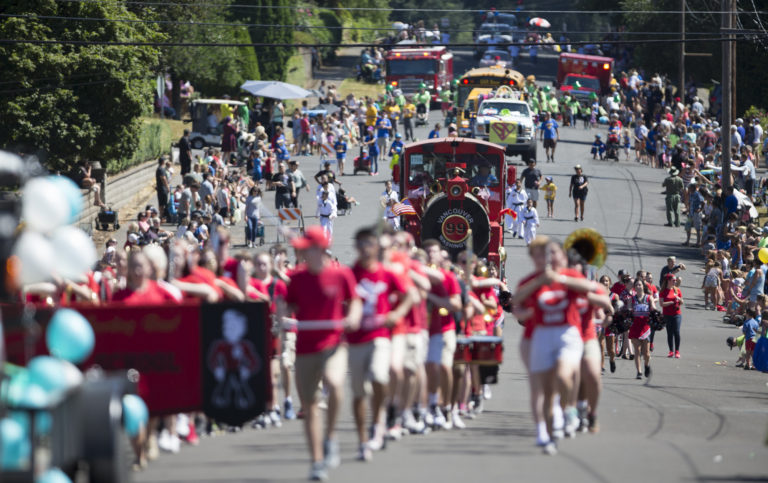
[675,351,680,358]
[441,406,453,430]
[367,425,386,451]
[432,406,448,430]
[269,409,282,428]
[644,364,651,378]
[251,414,268,429]
[636,372,642,380]
[451,410,466,429]
[610,360,616,373]
[323,438,341,469]
[588,413,600,433]
[186,423,200,446]
[650,343,654,352]
[483,384,492,400]
[309,461,328,481]
[564,408,579,438]
[551,427,564,440]
[357,444,373,462]
[667,351,674,358]
[542,441,558,455]
[158,429,180,454]
[386,424,403,441]
[284,399,297,420]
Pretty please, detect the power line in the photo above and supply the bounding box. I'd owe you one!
[50,0,767,15]
[0,13,734,37]
[0,36,755,49]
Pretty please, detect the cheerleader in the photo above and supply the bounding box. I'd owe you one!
[628,279,657,380]
[522,198,540,245]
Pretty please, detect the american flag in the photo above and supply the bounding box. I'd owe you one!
[392,199,418,216]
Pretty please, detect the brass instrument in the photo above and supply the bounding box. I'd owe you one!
[564,228,607,268]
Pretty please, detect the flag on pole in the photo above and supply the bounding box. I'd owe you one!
[393,199,418,216]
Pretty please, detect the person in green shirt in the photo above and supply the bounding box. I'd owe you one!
[237,100,250,130]
[662,167,685,227]
[414,88,431,108]
[439,84,452,118]
[759,228,768,248]
[547,94,559,115]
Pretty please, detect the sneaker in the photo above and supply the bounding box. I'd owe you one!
[551,427,564,440]
[610,360,616,373]
[309,461,328,481]
[644,364,651,378]
[636,372,642,380]
[650,343,654,352]
[357,444,373,462]
[588,413,600,433]
[667,351,674,358]
[367,425,386,451]
[674,351,680,359]
[564,408,579,438]
[542,441,558,455]
[386,424,403,441]
[158,429,180,454]
[451,410,466,429]
[482,384,492,400]
[441,407,453,430]
[432,406,448,430]
[284,399,297,420]
[186,422,200,446]
[323,438,341,469]
[251,414,268,429]
[269,409,282,428]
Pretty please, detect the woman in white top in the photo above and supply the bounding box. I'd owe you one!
[244,186,263,248]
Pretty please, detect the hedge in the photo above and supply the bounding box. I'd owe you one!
[106,119,171,174]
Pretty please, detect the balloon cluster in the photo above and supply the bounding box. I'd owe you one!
[13,175,97,285]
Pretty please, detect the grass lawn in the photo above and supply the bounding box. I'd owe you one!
[284,53,309,112]
[338,78,384,100]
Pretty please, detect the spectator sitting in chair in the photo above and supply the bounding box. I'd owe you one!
[74,161,105,208]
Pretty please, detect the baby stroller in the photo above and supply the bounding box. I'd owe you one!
[337,187,353,216]
[605,133,620,161]
[353,148,372,175]
[415,103,428,127]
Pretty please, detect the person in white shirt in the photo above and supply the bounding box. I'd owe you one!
[731,125,742,150]
[316,188,337,241]
[752,118,763,157]
[316,175,337,205]
[505,178,528,238]
[522,198,540,245]
[381,180,400,229]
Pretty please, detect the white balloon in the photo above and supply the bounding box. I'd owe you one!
[14,231,56,284]
[22,178,69,232]
[59,360,84,388]
[50,226,97,279]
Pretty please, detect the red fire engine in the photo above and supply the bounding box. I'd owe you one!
[398,137,515,277]
[555,53,614,102]
[385,46,454,101]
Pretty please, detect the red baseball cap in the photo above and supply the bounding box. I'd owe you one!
[291,226,330,250]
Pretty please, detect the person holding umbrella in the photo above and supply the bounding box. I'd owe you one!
[569,165,589,221]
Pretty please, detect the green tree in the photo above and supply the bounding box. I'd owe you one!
[0,0,160,173]
[239,0,296,81]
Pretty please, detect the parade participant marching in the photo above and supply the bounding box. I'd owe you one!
[280,227,362,481]
[659,273,684,358]
[512,237,611,454]
[539,111,560,162]
[423,239,462,429]
[662,167,684,227]
[505,178,527,238]
[522,199,540,246]
[382,180,400,230]
[347,228,413,460]
[317,189,337,242]
[628,278,657,380]
[568,165,589,222]
[520,159,542,208]
[541,176,557,218]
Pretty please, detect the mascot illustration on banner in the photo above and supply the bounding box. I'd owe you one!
[207,309,261,409]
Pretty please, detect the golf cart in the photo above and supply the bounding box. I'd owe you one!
[186,99,246,150]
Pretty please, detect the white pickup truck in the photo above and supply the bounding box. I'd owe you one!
[472,97,537,162]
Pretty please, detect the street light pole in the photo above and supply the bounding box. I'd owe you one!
[679,0,685,102]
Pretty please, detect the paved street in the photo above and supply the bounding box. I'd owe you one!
[135,51,768,483]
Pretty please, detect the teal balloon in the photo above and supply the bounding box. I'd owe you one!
[122,394,149,437]
[48,176,83,224]
[27,356,68,394]
[0,417,31,470]
[46,308,95,364]
[37,468,72,483]
[8,410,52,438]
[5,370,31,405]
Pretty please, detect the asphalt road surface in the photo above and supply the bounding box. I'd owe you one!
[136,50,768,483]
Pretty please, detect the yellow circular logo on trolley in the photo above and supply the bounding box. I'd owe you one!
[441,214,470,244]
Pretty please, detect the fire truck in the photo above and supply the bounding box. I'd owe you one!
[385,46,454,101]
[398,137,515,277]
[555,53,614,102]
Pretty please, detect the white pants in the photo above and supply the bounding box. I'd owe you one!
[320,216,333,240]
[506,203,525,233]
[386,216,400,230]
[524,221,536,245]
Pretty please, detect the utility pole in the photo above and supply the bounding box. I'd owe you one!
[721,0,732,190]
[679,0,685,102]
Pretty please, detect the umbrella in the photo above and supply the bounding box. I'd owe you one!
[529,17,551,28]
[240,80,312,100]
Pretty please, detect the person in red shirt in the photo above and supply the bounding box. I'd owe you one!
[347,228,412,460]
[628,278,657,380]
[422,239,462,430]
[512,236,610,453]
[113,251,180,304]
[280,226,362,481]
[659,273,684,358]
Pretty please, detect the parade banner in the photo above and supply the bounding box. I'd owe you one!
[489,121,518,144]
[2,301,270,421]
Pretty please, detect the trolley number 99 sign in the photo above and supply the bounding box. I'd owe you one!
[441,214,471,244]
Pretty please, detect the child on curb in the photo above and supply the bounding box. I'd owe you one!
[742,308,761,370]
[540,176,557,218]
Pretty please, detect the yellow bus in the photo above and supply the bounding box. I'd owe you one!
[456,66,525,135]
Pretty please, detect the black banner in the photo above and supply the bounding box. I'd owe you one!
[200,302,271,426]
